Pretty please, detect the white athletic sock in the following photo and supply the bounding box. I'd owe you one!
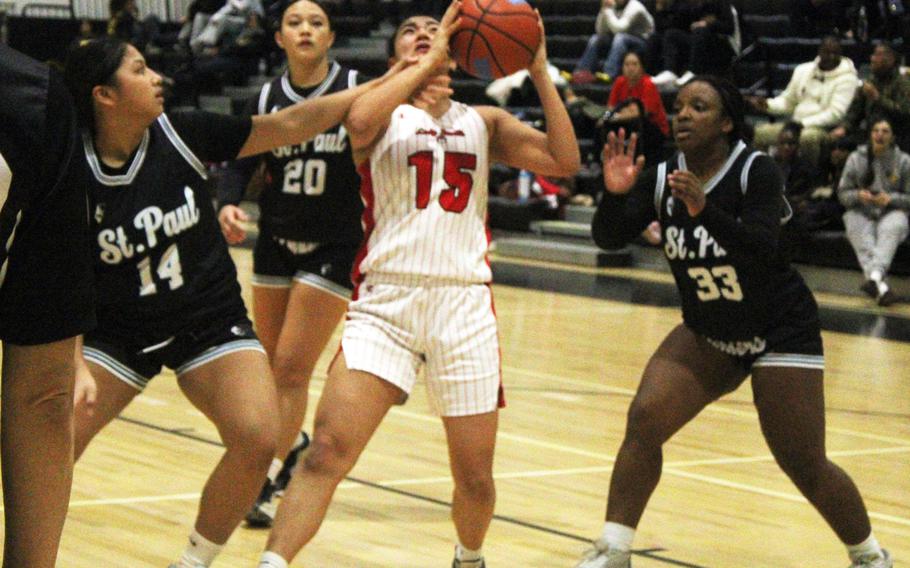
[599,521,635,552]
[293,431,307,448]
[176,530,223,567]
[258,551,289,568]
[267,458,284,483]
[455,543,484,565]
[870,270,883,283]
[847,532,884,562]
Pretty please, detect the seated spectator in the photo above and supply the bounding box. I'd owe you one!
[776,122,820,210]
[572,0,654,85]
[190,0,264,55]
[602,49,668,163]
[750,36,857,167]
[107,0,164,53]
[838,116,910,306]
[791,0,853,38]
[803,135,854,231]
[649,0,740,87]
[831,42,910,150]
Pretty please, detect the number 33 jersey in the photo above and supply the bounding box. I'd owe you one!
[354,102,491,285]
[82,111,251,341]
[653,142,815,342]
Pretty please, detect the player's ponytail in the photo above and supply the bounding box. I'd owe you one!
[63,37,128,131]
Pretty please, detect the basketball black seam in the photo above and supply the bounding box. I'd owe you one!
[462,0,536,77]
[478,18,538,58]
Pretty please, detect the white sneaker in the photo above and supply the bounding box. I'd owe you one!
[651,70,678,86]
[574,541,631,568]
[674,71,695,87]
[850,549,893,568]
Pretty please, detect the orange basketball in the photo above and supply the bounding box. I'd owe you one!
[450,0,542,80]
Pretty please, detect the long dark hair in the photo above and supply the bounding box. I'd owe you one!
[685,75,747,144]
[63,37,128,131]
[268,0,333,33]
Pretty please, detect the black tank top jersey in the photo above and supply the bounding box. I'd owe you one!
[655,142,814,340]
[83,112,251,343]
[594,141,817,343]
[254,63,363,243]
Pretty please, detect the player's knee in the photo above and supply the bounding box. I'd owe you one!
[776,450,827,492]
[272,353,315,389]
[303,431,353,478]
[22,381,73,427]
[624,399,666,447]
[454,470,496,505]
[227,414,278,469]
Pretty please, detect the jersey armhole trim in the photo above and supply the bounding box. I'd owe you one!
[655,161,667,218]
[157,114,208,180]
[257,82,272,115]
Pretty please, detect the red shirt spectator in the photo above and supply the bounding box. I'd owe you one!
[607,51,669,136]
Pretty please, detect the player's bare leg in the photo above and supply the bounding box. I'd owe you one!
[263,353,401,562]
[177,350,278,544]
[753,366,889,565]
[2,339,76,568]
[73,364,142,459]
[443,410,498,566]
[252,285,290,362]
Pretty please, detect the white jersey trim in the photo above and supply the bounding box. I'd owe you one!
[678,140,747,195]
[82,129,150,187]
[347,69,359,89]
[257,81,273,115]
[280,61,341,103]
[156,114,209,180]
[753,352,824,370]
[655,161,667,216]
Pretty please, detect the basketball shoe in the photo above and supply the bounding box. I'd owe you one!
[850,549,893,568]
[451,558,485,568]
[244,432,310,528]
[574,541,631,568]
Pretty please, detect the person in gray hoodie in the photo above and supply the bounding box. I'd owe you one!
[750,36,857,167]
[572,0,654,83]
[839,116,910,306]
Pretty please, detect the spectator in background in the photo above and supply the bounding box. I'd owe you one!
[107,0,163,53]
[776,122,820,211]
[838,116,910,306]
[832,42,910,150]
[791,0,853,38]
[602,49,668,163]
[571,0,654,85]
[749,36,857,167]
[650,0,740,87]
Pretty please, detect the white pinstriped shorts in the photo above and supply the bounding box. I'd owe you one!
[341,280,503,417]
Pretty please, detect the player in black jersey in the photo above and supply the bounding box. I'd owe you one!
[61,36,421,568]
[577,77,891,568]
[0,45,95,568]
[216,0,364,528]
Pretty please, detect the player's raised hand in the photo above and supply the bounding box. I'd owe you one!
[602,128,645,195]
[528,9,548,76]
[668,169,706,217]
[425,0,462,72]
[218,204,249,244]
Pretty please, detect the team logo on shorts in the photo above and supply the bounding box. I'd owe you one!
[320,263,332,276]
[230,325,245,337]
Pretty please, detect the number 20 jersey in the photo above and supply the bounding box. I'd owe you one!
[83,114,243,342]
[255,63,363,243]
[354,102,491,285]
[654,142,815,343]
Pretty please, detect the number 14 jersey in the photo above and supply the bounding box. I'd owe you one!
[354,102,491,285]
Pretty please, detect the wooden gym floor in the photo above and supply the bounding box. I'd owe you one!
[2,247,908,567]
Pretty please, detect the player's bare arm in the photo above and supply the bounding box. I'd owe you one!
[346,1,462,163]
[479,15,580,177]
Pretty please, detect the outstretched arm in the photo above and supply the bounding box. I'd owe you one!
[481,15,580,177]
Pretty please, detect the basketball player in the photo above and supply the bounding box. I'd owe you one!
[255,3,580,567]
[62,37,422,567]
[216,0,365,528]
[577,77,891,568]
[0,44,95,568]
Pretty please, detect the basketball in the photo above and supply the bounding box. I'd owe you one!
[450,0,542,80]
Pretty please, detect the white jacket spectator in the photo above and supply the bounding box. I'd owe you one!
[766,56,857,128]
[573,0,655,82]
[752,36,857,166]
[596,0,654,39]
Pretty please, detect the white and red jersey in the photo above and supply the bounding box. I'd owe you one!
[353,101,491,285]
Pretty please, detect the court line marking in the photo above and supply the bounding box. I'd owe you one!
[502,365,910,446]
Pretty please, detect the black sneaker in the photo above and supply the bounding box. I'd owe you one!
[861,279,879,298]
[878,289,899,307]
[244,479,277,528]
[274,431,310,495]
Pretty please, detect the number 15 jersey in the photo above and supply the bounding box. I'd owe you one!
[354,102,491,286]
